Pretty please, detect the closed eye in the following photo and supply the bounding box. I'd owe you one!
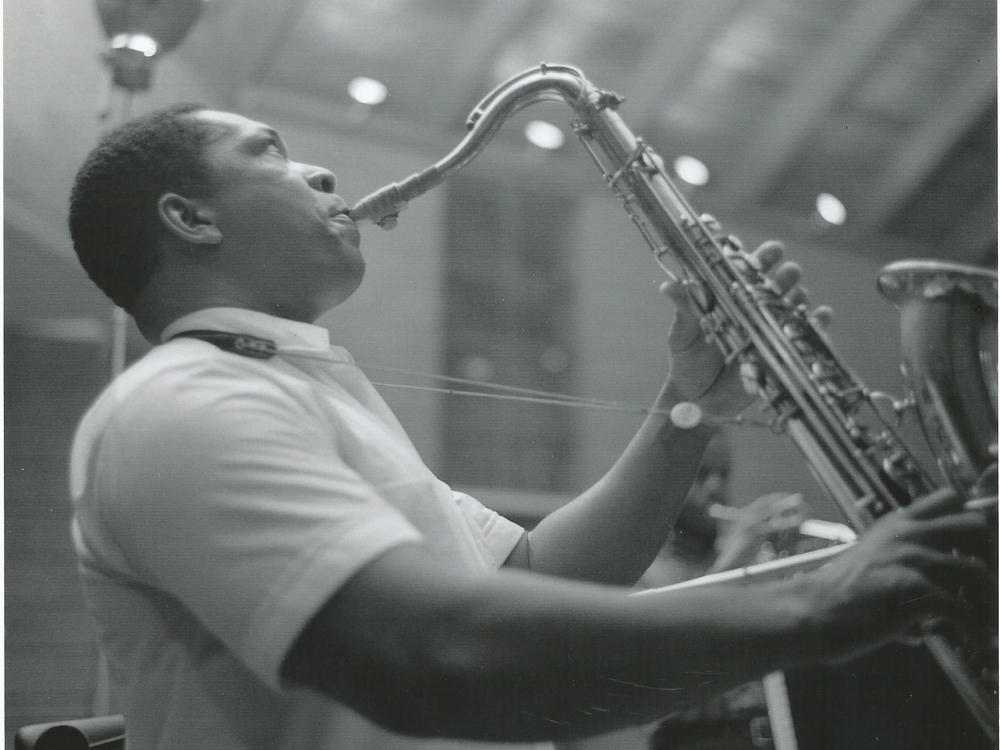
[265,139,288,159]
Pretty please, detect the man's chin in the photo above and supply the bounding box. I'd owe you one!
[313,262,365,314]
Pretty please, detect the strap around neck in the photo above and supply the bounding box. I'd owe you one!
[169,330,277,359]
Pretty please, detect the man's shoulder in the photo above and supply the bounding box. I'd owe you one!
[110,339,261,395]
[81,339,312,434]
[70,341,324,504]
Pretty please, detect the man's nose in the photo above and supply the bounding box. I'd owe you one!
[298,163,336,193]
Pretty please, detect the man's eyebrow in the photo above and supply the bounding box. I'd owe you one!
[197,121,234,145]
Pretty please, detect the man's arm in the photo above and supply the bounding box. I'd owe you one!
[282,488,989,742]
[503,382,718,583]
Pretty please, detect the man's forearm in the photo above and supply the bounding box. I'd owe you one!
[441,571,817,741]
[288,488,986,743]
[287,544,820,742]
[514,381,718,584]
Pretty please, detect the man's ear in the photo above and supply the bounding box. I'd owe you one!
[157,193,223,245]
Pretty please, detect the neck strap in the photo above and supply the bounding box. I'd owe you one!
[169,330,277,359]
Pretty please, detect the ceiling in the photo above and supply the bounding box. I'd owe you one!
[4,0,997,331]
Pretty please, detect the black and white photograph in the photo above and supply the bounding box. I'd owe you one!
[5,1,997,748]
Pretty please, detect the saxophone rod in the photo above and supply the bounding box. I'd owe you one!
[638,495,996,598]
[633,543,853,596]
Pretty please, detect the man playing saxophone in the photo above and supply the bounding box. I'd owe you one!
[66,103,992,749]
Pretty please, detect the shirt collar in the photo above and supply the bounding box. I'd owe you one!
[160,307,332,353]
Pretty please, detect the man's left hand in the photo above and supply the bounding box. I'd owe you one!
[661,238,830,418]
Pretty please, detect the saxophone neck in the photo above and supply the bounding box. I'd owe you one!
[351,64,601,229]
[348,167,443,229]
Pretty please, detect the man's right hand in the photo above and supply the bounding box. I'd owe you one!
[799,488,994,661]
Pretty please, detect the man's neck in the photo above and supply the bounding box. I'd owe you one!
[131,287,320,344]
[129,259,342,342]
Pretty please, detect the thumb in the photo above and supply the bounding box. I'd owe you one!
[659,279,687,304]
[660,281,703,346]
[659,279,706,320]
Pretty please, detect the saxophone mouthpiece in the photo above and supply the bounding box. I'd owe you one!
[350,185,403,229]
[351,167,444,230]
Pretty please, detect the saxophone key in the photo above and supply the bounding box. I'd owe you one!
[698,213,723,237]
[724,234,743,252]
[810,360,837,379]
[855,494,887,517]
[782,321,807,339]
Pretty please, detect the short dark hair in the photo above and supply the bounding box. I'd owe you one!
[68,102,215,310]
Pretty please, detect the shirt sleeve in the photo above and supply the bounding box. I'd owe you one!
[452,491,525,569]
[96,362,423,689]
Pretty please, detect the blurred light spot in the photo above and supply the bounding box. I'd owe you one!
[524,120,565,150]
[673,155,710,186]
[459,354,496,381]
[19,317,107,343]
[348,76,388,105]
[111,33,158,57]
[816,193,847,225]
[540,346,570,374]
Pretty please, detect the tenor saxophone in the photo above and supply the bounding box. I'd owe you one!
[351,63,998,740]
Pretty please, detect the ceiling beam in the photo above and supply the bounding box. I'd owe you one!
[427,0,547,129]
[858,43,997,231]
[725,0,922,206]
[624,0,750,130]
[219,0,314,109]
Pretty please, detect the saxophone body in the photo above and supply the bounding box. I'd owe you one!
[351,63,998,741]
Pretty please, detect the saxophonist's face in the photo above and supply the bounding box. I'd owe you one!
[689,464,729,511]
[688,439,732,512]
[183,109,366,321]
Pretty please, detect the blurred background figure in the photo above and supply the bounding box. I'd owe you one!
[641,433,809,589]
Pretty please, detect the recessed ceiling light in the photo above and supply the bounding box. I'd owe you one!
[816,192,847,225]
[348,76,388,106]
[524,120,565,150]
[673,155,710,186]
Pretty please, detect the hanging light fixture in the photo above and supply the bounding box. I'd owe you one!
[95,0,207,91]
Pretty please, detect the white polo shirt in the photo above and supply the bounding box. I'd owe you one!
[70,307,533,749]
